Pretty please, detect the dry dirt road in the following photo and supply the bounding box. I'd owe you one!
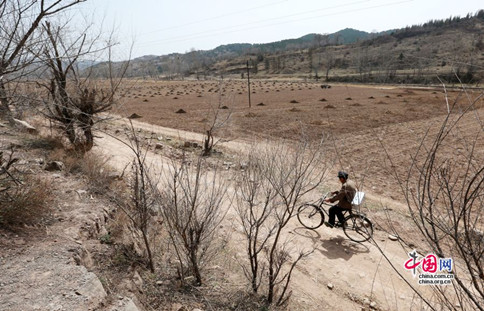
[95,117,438,311]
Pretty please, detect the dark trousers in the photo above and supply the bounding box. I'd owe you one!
[328,205,346,225]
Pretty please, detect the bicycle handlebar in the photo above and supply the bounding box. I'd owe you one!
[319,192,334,206]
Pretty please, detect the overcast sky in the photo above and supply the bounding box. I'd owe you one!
[77,0,483,59]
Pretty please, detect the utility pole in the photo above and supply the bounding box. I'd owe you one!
[246,60,251,108]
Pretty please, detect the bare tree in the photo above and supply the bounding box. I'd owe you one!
[202,83,231,156]
[323,48,335,82]
[0,147,20,204]
[379,86,484,310]
[159,156,228,286]
[236,138,328,305]
[235,151,277,294]
[355,47,372,82]
[38,20,128,153]
[309,34,328,80]
[0,0,84,123]
[111,124,157,273]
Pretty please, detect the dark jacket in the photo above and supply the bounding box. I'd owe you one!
[329,179,357,209]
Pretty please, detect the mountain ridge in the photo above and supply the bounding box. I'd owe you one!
[94,10,484,84]
[131,27,376,62]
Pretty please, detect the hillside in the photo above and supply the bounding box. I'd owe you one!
[99,11,484,84]
[100,28,374,79]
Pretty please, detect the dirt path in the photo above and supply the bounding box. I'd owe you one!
[96,117,434,311]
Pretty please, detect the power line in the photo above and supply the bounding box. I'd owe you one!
[136,0,413,48]
[137,0,374,46]
[138,0,291,36]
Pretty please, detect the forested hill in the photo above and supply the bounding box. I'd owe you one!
[206,28,374,56]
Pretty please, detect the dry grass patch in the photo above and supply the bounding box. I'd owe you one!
[0,176,53,228]
[47,149,119,194]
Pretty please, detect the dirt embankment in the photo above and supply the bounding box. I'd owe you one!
[0,126,140,311]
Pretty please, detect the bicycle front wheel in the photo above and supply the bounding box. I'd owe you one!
[297,204,324,229]
[343,213,373,242]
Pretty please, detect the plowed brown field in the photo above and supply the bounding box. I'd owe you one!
[117,80,458,138]
[115,80,484,202]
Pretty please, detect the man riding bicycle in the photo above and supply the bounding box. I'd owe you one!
[323,171,357,228]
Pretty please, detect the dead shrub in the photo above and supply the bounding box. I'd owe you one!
[46,148,118,194]
[235,139,327,305]
[160,157,228,286]
[0,176,53,228]
[78,152,118,194]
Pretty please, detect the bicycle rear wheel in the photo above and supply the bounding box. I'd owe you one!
[343,213,373,242]
[297,204,324,229]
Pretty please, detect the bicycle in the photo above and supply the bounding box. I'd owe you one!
[297,192,374,243]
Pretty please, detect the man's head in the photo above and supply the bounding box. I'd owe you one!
[337,171,348,183]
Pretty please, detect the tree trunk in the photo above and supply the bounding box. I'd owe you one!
[0,81,14,125]
[141,229,155,273]
[190,246,202,286]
